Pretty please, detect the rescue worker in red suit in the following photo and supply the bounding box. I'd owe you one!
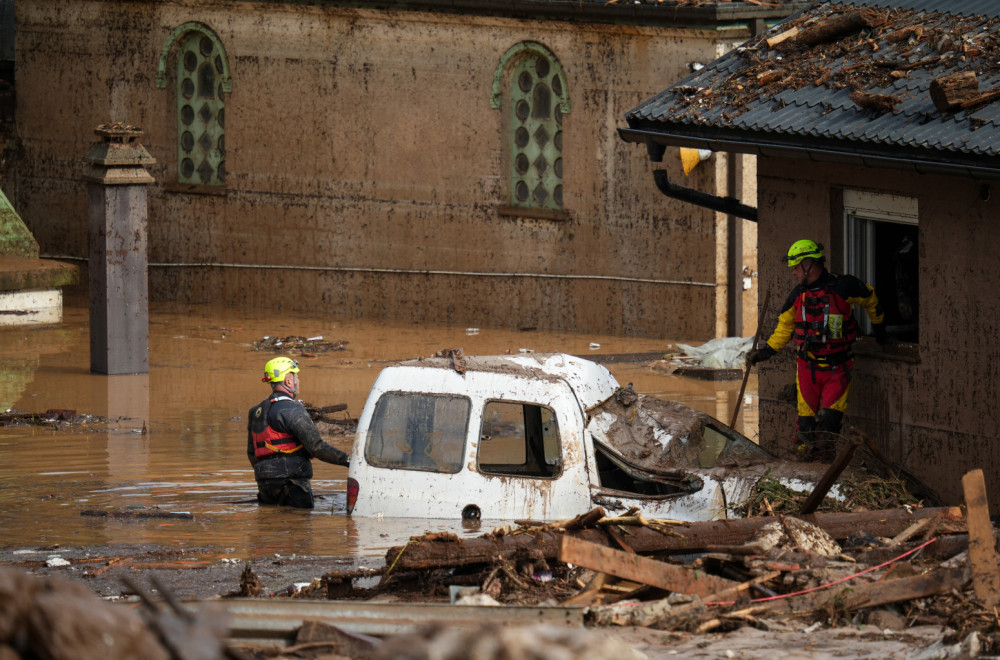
[247,357,350,508]
[747,240,888,461]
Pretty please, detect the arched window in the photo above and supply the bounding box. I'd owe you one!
[157,23,232,186]
[492,43,569,211]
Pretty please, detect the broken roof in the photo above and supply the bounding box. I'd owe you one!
[621,0,1000,178]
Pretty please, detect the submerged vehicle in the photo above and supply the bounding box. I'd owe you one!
[346,352,840,521]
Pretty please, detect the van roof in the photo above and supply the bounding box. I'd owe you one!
[395,352,620,410]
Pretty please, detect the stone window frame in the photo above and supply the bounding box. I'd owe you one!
[842,189,919,346]
[156,22,233,190]
[491,42,570,220]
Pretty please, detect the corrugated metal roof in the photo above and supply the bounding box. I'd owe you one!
[623,0,1000,175]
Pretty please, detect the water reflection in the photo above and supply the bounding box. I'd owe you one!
[0,301,756,560]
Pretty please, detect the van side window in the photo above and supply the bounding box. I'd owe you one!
[364,393,469,473]
[478,401,561,478]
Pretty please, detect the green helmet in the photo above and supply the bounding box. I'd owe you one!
[262,356,300,383]
[782,239,824,267]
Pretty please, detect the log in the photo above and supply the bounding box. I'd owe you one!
[384,507,965,571]
[930,71,979,113]
[559,536,737,598]
[962,469,1000,608]
[81,509,194,520]
[850,91,899,114]
[751,565,970,615]
[799,435,861,514]
[795,9,884,48]
[959,87,1000,110]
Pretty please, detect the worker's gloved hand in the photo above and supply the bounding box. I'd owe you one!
[872,323,890,346]
[747,345,776,367]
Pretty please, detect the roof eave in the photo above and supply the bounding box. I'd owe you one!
[619,125,1000,181]
[266,0,812,26]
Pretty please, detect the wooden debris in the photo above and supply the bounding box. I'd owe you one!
[756,69,785,86]
[86,556,135,578]
[886,515,938,547]
[849,90,899,113]
[749,565,970,616]
[765,28,798,49]
[561,570,607,606]
[562,506,607,531]
[794,9,886,48]
[385,507,965,571]
[799,434,861,514]
[591,571,781,627]
[930,71,979,112]
[959,87,1000,110]
[962,469,1000,608]
[559,536,737,599]
[81,509,194,521]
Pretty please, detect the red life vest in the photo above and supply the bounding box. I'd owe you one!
[792,274,858,366]
[249,395,304,459]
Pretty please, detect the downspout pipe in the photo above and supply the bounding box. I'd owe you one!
[652,169,757,222]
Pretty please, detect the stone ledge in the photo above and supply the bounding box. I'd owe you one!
[0,256,79,292]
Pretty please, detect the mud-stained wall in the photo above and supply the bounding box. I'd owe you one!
[9,1,757,339]
[755,157,999,506]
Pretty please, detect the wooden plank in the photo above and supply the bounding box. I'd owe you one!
[765,27,798,48]
[962,469,1000,608]
[591,570,779,627]
[559,536,736,598]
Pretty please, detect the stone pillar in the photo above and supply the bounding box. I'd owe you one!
[84,124,156,375]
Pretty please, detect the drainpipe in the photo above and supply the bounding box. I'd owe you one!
[651,169,757,222]
[727,154,743,337]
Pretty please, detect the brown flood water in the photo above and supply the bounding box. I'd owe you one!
[0,302,757,562]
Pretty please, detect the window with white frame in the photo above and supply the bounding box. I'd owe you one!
[843,190,919,343]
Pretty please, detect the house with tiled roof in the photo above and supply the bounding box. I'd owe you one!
[621,0,1000,504]
[1,0,808,340]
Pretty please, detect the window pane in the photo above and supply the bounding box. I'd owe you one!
[479,401,560,478]
[176,31,226,186]
[364,393,470,473]
[507,51,564,210]
[845,201,919,343]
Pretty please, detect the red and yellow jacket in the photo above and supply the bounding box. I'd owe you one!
[766,270,884,367]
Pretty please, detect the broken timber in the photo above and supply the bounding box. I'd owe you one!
[962,469,1000,608]
[385,507,965,571]
[559,536,738,598]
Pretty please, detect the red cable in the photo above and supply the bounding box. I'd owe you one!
[748,536,938,603]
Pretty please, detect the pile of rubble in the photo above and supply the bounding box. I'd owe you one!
[292,471,1000,653]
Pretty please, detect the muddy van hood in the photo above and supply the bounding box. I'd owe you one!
[588,393,773,474]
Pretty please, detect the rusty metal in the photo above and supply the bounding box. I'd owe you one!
[184,599,585,648]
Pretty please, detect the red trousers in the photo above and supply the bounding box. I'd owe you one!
[796,358,852,417]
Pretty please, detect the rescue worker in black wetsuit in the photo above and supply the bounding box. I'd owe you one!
[747,240,888,461]
[247,356,350,508]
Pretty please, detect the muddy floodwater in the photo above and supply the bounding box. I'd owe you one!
[0,301,757,564]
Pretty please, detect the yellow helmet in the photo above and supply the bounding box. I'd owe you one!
[782,239,824,267]
[262,356,299,383]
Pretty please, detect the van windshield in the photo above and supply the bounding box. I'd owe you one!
[364,392,471,473]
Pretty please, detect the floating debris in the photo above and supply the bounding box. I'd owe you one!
[252,335,349,353]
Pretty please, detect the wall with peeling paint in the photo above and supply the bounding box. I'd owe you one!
[8,0,759,339]
[756,156,998,506]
